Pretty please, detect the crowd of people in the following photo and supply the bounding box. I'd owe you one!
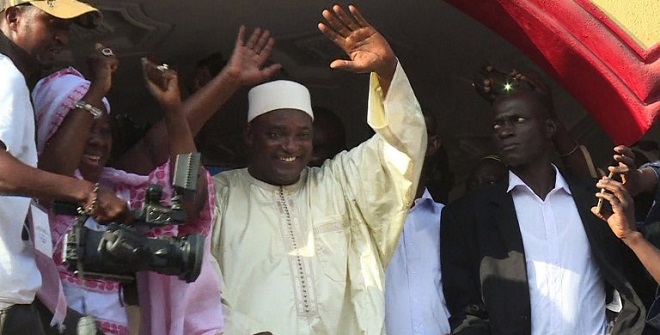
[0,0,659,335]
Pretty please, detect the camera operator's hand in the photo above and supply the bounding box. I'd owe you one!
[86,187,133,224]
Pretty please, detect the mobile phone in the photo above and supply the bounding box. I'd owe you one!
[141,57,169,91]
[596,171,616,214]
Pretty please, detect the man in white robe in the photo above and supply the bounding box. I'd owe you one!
[210,5,427,334]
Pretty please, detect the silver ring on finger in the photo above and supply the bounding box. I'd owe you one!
[101,48,114,57]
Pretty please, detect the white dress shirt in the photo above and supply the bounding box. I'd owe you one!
[509,167,608,335]
[385,189,451,335]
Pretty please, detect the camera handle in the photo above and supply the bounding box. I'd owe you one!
[135,152,201,226]
[171,152,201,206]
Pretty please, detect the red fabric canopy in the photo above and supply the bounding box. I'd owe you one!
[444,0,659,145]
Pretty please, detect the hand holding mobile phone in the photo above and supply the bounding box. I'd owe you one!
[141,57,170,91]
[596,171,616,214]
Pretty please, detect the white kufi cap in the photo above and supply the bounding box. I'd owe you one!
[247,80,314,122]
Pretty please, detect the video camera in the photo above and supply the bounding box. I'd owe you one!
[58,153,204,283]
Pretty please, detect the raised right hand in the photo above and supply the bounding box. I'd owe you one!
[223,26,282,86]
[318,5,397,80]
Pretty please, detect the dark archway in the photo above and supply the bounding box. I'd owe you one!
[444,0,659,145]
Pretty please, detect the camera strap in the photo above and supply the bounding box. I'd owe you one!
[72,214,99,335]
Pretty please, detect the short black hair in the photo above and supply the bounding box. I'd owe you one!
[492,88,554,119]
[197,52,227,77]
[474,64,556,119]
[312,106,346,149]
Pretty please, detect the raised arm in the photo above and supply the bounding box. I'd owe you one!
[318,5,397,95]
[37,44,118,176]
[317,5,426,263]
[184,26,281,136]
[26,46,130,223]
[141,58,208,219]
[114,27,281,174]
[592,175,660,283]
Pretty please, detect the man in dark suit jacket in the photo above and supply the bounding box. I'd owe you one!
[441,71,648,335]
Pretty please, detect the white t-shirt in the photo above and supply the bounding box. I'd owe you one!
[0,53,42,308]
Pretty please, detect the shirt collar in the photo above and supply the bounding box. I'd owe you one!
[506,164,572,196]
[412,188,435,208]
[245,168,307,193]
[0,32,40,86]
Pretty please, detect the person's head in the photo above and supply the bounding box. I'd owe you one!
[421,112,441,180]
[466,155,508,192]
[309,106,346,167]
[33,67,112,182]
[424,113,441,160]
[245,80,314,185]
[473,64,557,173]
[422,112,454,202]
[491,89,556,172]
[78,113,112,181]
[1,0,101,66]
[187,52,226,93]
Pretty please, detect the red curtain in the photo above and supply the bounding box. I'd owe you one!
[444,0,659,145]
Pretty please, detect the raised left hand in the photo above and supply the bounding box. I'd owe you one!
[318,5,397,81]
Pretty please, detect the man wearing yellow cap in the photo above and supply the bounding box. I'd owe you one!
[210,5,427,335]
[0,1,130,334]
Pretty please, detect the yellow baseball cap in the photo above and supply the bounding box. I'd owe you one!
[1,0,102,28]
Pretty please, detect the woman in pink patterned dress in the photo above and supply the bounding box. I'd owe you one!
[32,53,222,335]
[33,25,279,334]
